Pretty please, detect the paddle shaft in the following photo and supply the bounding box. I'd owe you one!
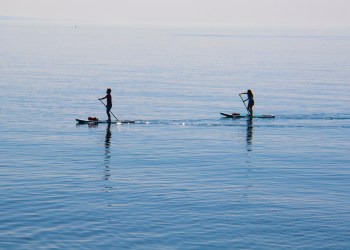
[99,99,119,121]
[239,94,250,114]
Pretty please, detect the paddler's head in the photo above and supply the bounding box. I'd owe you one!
[247,89,253,97]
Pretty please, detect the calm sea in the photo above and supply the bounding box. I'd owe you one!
[1,23,350,249]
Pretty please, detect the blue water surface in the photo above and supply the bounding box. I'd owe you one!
[0,23,350,249]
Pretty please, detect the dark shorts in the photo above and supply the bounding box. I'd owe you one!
[106,106,112,112]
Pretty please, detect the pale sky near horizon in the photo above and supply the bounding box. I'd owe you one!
[1,0,350,28]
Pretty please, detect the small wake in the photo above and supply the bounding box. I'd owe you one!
[132,113,350,128]
[278,113,350,120]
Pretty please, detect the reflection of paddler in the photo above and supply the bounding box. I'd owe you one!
[246,117,253,150]
[105,123,111,148]
[104,123,112,181]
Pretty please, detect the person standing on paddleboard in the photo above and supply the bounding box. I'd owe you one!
[99,88,112,122]
[240,89,254,116]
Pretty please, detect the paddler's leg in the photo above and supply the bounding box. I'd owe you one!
[248,101,254,117]
[106,106,111,122]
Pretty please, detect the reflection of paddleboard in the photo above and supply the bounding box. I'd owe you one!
[220,113,275,119]
[76,119,135,124]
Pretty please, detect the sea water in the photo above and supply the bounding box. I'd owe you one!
[0,23,350,249]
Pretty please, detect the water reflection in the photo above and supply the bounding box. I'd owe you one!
[104,123,112,182]
[246,117,253,151]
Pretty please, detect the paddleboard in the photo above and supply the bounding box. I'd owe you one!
[220,113,275,119]
[76,119,135,124]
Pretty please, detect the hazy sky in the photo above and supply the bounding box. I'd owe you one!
[1,0,350,27]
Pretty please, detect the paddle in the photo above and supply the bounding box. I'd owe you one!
[239,94,250,115]
[99,99,119,121]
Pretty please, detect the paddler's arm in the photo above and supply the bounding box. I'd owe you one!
[239,93,248,102]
